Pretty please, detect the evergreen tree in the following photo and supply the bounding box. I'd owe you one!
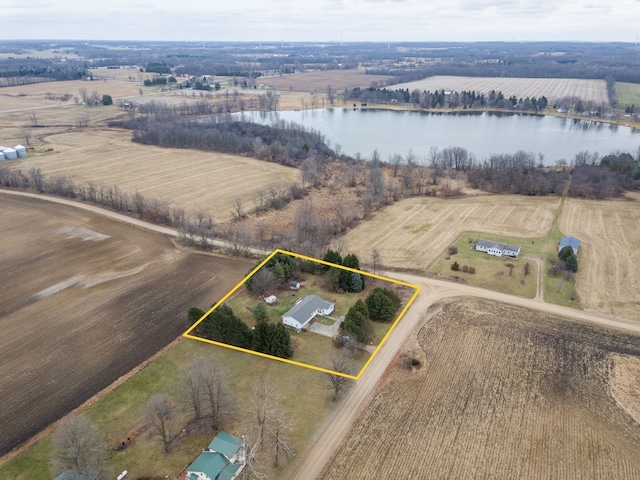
[349,271,363,292]
[323,249,343,268]
[187,306,205,326]
[253,302,269,323]
[565,254,578,273]
[325,267,341,292]
[200,304,252,348]
[559,245,574,261]
[365,289,398,322]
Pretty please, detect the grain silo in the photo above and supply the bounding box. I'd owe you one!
[0,151,5,161]
[14,144,27,158]
[2,148,17,160]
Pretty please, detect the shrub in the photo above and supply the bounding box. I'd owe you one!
[451,261,460,271]
[469,266,476,274]
[448,245,458,255]
[461,265,469,273]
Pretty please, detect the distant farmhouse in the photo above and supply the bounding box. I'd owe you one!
[187,432,245,480]
[475,239,521,258]
[282,295,334,331]
[558,236,581,255]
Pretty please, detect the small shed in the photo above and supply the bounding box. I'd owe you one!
[558,236,581,255]
[264,295,277,305]
[289,281,300,290]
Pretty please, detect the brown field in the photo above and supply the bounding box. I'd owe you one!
[559,193,640,320]
[391,75,609,103]
[0,194,252,456]
[341,195,559,272]
[322,298,640,479]
[8,129,297,223]
[259,69,395,93]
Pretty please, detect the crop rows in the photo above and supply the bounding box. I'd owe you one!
[322,299,640,479]
[392,76,609,104]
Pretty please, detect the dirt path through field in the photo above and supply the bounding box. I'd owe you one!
[3,189,639,478]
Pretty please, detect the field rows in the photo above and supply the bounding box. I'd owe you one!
[559,194,640,319]
[11,129,296,222]
[323,299,640,479]
[391,76,609,103]
[342,195,559,271]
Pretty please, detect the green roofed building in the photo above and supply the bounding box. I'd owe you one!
[187,432,245,480]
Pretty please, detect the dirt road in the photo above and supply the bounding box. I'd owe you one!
[3,189,639,478]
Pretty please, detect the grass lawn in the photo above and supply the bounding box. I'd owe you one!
[0,338,341,480]
[616,82,640,110]
[431,232,537,298]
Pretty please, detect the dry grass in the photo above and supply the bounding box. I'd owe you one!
[9,128,297,222]
[259,69,394,93]
[341,195,559,272]
[616,82,640,110]
[322,298,640,479]
[558,193,640,319]
[391,76,609,103]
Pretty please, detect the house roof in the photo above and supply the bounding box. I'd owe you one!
[283,295,333,325]
[207,431,243,459]
[476,239,521,252]
[187,432,244,480]
[559,236,581,253]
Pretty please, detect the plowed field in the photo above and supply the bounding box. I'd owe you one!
[391,76,608,103]
[0,194,252,456]
[322,299,640,479]
[10,129,296,222]
[342,195,559,271]
[559,194,640,319]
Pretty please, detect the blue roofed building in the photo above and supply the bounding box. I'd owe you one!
[558,236,581,255]
[187,432,245,480]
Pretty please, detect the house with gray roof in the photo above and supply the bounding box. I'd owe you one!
[558,236,581,255]
[187,432,245,480]
[475,239,521,258]
[282,295,334,331]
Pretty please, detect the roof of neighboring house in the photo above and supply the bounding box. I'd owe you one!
[476,239,521,252]
[208,431,243,459]
[559,236,581,253]
[283,295,334,325]
[187,432,244,480]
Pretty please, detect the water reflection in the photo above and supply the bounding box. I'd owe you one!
[232,109,639,165]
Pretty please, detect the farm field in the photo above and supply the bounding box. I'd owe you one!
[259,69,394,93]
[9,129,297,222]
[391,75,609,104]
[322,298,640,479]
[559,193,640,320]
[341,195,559,272]
[616,82,640,110]
[0,194,252,457]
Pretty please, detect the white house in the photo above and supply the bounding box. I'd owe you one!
[282,295,334,331]
[475,239,521,258]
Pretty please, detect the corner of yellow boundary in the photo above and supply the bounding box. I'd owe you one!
[183,248,421,380]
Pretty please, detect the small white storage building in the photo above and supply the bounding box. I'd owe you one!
[282,295,334,331]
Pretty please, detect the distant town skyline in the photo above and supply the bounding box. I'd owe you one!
[4,0,639,43]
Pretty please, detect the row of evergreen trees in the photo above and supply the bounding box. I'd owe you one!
[187,303,293,359]
[322,250,365,293]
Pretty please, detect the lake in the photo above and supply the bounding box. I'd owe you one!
[236,109,640,164]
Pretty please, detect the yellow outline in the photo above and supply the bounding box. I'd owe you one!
[183,249,421,379]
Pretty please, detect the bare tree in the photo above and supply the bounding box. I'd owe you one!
[524,262,531,277]
[52,414,109,479]
[268,406,294,467]
[28,167,44,192]
[372,249,382,275]
[76,115,90,127]
[79,87,88,104]
[198,358,233,430]
[29,112,39,127]
[144,394,180,452]
[249,267,279,296]
[177,359,206,421]
[250,377,275,447]
[324,353,352,401]
[234,196,245,220]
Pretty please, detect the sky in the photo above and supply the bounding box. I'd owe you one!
[3,0,640,43]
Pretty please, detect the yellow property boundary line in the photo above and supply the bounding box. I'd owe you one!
[183,249,421,380]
